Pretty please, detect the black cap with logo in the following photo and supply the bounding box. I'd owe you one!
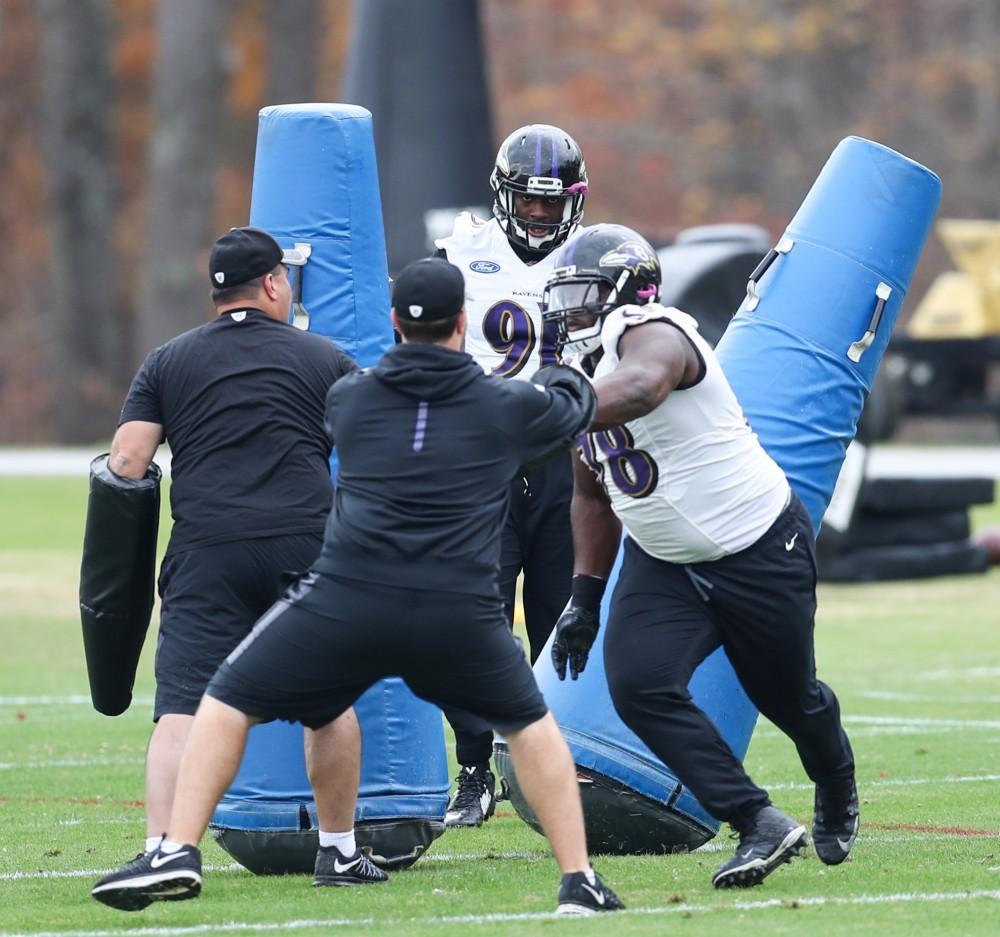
[209,227,286,289]
[392,257,466,322]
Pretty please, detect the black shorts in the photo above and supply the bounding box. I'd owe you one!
[207,574,549,732]
[154,532,323,719]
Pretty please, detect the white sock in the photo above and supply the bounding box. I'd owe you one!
[584,867,596,885]
[159,839,185,854]
[319,829,356,854]
[145,835,163,854]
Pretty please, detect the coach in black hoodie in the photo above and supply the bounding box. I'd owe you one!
[316,268,585,599]
[93,257,624,916]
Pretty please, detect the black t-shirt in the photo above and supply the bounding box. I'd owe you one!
[119,308,357,555]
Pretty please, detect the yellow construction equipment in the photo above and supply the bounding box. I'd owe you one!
[889,220,1000,426]
[907,220,1000,338]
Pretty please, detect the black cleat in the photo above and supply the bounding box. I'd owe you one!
[712,806,807,889]
[313,844,389,887]
[813,777,860,865]
[556,870,625,915]
[91,844,202,911]
[444,764,496,828]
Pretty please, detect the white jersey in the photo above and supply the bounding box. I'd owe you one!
[436,212,575,380]
[581,304,790,563]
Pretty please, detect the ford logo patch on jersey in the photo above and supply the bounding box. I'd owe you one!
[470,260,501,274]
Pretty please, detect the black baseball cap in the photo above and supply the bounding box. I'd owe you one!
[209,226,289,288]
[392,257,466,322]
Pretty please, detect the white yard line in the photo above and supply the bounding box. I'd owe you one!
[0,864,241,882]
[765,772,1000,793]
[0,757,145,772]
[861,690,1000,704]
[1,890,999,936]
[0,695,154,706]
[754,713,1000,739]
[845,715,1000,729]
[917,667,1000,681]
[756,714,1000,734]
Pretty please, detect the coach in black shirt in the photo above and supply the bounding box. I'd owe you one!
[92,257,624,916]
[105,226,358,870]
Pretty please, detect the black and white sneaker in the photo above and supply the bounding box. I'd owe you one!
[444,764,496,828]
[313,844,389,887]
[712,805,807,889]
[91,844,202,911]
[813,777,859,865]
[556,870,625,915]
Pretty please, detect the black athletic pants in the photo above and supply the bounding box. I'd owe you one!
[604,492,855,828]
[448,454,574,767]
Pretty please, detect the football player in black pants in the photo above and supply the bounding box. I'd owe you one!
[435,124,589,826]
[545,224,859,889]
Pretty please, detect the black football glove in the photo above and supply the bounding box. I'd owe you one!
[551,574,607,681]
[551,605,599,681]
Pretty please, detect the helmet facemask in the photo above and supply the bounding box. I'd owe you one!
[492,176,587,255]
[543,272,621,356]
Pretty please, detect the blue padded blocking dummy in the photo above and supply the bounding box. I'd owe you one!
[211,104,449,874]
[497,137,941,854]
[715,136,942,531]
[248,102,394,366]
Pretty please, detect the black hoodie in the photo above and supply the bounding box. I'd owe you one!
[314,342,589,596]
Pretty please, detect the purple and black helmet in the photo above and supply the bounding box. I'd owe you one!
[490,124,588,255]
[543,224,661,355]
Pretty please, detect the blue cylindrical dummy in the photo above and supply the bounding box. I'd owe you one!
[210,104,449,873]
[498,137,941,852]
[716,137,942,530]
[248,103,394,366]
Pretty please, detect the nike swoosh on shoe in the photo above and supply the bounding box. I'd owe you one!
[149,851,190,869]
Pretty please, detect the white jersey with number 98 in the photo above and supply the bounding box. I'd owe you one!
[580,303,790,563]
[436,212,579,380]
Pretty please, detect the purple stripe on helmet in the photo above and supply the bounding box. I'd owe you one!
[413,400,429,452]
[550,132,558,176]
[534,132,543,176]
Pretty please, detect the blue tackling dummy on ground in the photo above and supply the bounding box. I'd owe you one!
[210,104,450,874]
[499,137,941,852]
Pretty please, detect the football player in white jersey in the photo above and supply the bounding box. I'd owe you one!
[434,124,588,827]
[543,224,859,889]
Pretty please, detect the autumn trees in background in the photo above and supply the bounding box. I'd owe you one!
[1,0,997,442]
[0,0,347,442]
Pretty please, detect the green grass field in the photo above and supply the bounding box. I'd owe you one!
[2,474,999,935]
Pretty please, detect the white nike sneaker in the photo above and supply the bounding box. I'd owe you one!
[91,844,202,911]
[313,844,389,887]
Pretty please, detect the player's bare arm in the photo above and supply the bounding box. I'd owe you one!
[569,447,621,579]
[109,420,162,478]
[590,321,696,430]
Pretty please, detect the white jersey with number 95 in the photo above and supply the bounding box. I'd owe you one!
[436,212,580,380]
